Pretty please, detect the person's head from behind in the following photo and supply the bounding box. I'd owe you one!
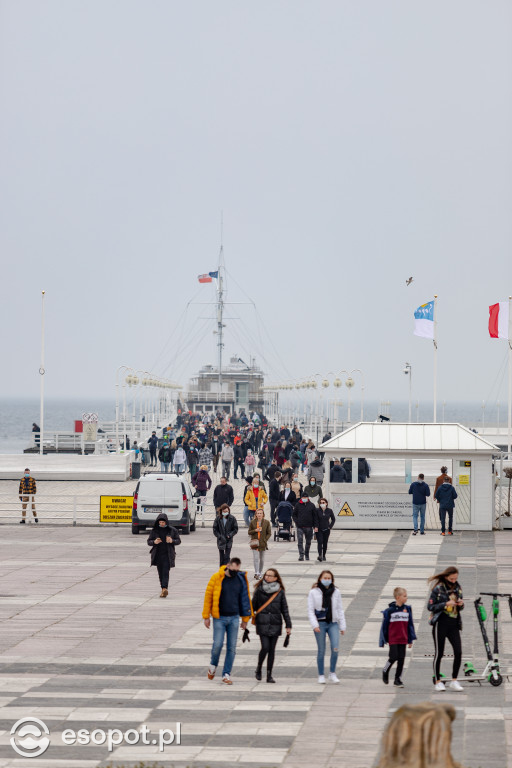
[274,471,281,481]
[220,476,227,485]
[394,587,408,606]
[418,473,424,480]
[441,466,448,474]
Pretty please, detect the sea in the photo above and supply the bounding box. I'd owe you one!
[0,397,501,455]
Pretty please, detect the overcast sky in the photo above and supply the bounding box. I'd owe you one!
[1,1,511,408]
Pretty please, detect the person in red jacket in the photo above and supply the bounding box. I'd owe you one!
[379,587,417,688]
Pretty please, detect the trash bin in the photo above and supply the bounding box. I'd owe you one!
[132,461,141,480]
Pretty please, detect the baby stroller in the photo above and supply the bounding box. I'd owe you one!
[274,500,296,542]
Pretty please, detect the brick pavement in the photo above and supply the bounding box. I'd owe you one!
[0,497,510,766]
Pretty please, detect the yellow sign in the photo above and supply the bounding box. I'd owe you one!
[458,475,469,486]
[338,502,354,517]
[100,496,133,523]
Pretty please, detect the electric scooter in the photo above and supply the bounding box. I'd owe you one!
[462,592,512,687]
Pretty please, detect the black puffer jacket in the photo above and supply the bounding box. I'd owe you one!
[147,513,181,567]
[252,586,292,637]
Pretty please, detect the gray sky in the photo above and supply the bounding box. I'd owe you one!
[1,1,511,407]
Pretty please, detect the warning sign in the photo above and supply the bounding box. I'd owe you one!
[100,496,133,523]
[338,502,354,517]
[458,475,469,486]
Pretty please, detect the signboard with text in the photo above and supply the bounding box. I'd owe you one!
[331,493,412,528]
[100,496,133,523]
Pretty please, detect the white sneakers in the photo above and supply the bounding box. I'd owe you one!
[318,675,326,684]
[328,673,340,683]
[434,680,464,692]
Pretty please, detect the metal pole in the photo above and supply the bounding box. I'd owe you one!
[433,295,438,422]
[39,291,45,455]
[408,367,412,423]
[508,296,512,454]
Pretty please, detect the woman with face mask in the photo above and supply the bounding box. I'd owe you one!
[252,569,292,683]
[308,570,346,684]
[248,508,272,579]
[147,513,182,597]
[245,476,269,516]
[313,498,336,562]
[279,481,296,506]
[304,477,322,503]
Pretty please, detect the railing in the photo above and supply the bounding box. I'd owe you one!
[186,392,235,402]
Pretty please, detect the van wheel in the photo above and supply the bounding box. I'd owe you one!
[182,519,191,535]
[131,526,140,535]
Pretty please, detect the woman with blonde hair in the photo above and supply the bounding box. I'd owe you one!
[248,508,271,579]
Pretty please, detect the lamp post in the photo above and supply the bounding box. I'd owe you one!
[348,368,365,421]
[403,363,412,422]
[115,366,132,452]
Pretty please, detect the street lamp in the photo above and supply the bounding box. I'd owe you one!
[348,368,365,421]
[345,376,355,424]
[403,363,412,423]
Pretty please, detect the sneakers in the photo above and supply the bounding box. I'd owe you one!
[449,680,464,691]
[328,673,340,683]
[318,675,326,684]
[420,531,426,535]
[434,681,446,691]
[207,665,216,680]
[440,532,446,536]
[448,531,454,535]
[412,530,418,535]
[19,519,26,524]
[382,667,390,685]
[222,674,233,685]
[394,678,404,688]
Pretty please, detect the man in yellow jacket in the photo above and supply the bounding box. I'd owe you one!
[203,557,253,685]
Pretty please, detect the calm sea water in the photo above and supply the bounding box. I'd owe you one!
[0,398,499,454]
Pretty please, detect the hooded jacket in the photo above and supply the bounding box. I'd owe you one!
[330,464,347,483]
[304,482,322,501]
[202,565,252,621]
[245,486,269,511]
[307,459,325,483]
[379,602,417,646]
[147,513,181,567]
[434,483,458,509]
[408,480,431,505]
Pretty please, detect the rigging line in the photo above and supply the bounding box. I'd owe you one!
[149,286,203,371]
[163,311,209,377]
[162,319,213,380]
[227,312,283,381]
[484,349,508,404]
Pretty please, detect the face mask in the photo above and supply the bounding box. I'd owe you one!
[320,578,332,587]
[310,480,316,486]
[24,473,30,478]
[253,482,259,487]
[222,511,229,517]
[320,503,327,509]
[302,496,308,502]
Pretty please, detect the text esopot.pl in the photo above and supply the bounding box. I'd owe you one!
[62,724,182,752]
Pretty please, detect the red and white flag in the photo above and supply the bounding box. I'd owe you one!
[489,301,510,339]
[197,274,213,284]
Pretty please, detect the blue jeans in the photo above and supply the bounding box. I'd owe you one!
[412,503,426,533]
[160,462,169,473]
[315,621,340,675]
[174,463,185,475]
[243,506,254,527]
[211,615,239,676]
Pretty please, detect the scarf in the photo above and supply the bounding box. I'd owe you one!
[261,580,281,595]
[317,581,335,624]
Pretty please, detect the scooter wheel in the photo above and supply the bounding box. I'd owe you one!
[489,673,503,687]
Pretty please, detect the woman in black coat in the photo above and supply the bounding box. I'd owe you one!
[279,481,296,506]
[313,498,336,562]
[252,568,292,683]
[213,504,239,566]
[147,513,181,598]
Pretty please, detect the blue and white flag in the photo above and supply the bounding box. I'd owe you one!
[209,270,219,279]
[414,300,435,339]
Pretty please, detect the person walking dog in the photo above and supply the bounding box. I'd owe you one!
[252,568,292,683]
[408,473,431,535]
[147,513,181,597]
[248,508,272,579]
[428,566,464,691]
[203,557,252,685]
[308,570,346,684]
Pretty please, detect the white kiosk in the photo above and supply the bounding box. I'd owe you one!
[321,423,498,531]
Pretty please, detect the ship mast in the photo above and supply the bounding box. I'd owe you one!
[216,224,225,395]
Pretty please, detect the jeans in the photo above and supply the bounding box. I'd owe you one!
[160,462,170,473]
[174,463,185,475]
[211,615,239,676]
[297,527,313,559]
[222,460,231,480]
[316,528,331,558]
[412,503,426,533]
[439,507,454,533]
[252,549,265,574]
[315,621,340,675]
[243,506,254,527]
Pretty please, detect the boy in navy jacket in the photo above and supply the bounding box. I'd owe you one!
[379,587,417,687]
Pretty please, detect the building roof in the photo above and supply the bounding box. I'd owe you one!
[320,423,498,454]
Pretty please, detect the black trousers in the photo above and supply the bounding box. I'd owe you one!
[439,507,454,533]
[433,613,462,680]
[150,449,157,466]
[316,528,331,558]
[383,644,406,679]
[219,545,232,566]
[297,527,313,558]
[156,560,170,589]
[270,499,279,525]
[257,635,279,674]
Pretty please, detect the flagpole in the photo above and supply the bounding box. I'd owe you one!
[508,295,511,454]
[39,291,46,456]
[433,295,438,423]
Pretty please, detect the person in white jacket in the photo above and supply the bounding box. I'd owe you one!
[308,570,346,684]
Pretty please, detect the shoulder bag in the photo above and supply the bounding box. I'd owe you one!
[251,589,281,625]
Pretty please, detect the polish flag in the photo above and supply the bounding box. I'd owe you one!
[198,274,213,284]
[488,301,510,339]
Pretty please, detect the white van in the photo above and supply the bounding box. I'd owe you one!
[131,473,196,535]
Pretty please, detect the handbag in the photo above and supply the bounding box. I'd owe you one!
[249,539,260,550]
[251,589,281,625]
[315,608,327,622]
